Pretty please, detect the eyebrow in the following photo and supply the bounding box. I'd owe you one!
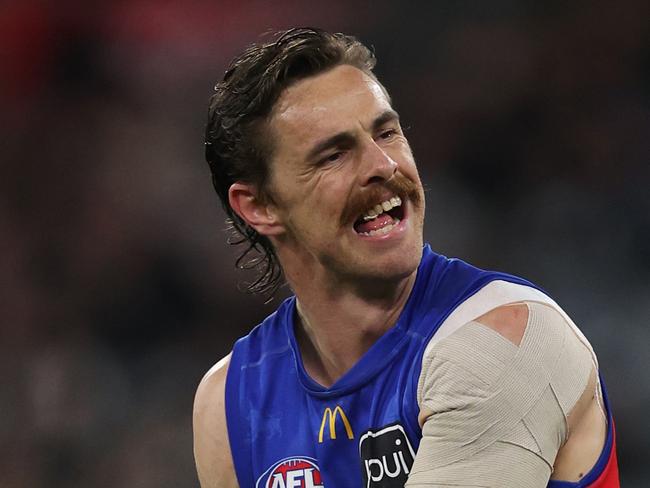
[306,109,400,161]
[371,109,400,132]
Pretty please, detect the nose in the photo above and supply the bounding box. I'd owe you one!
[360,138,398,186]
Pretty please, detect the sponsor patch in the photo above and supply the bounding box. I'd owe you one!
[256,456,324,488]
[319,405,354,442]
[359,423,415,487]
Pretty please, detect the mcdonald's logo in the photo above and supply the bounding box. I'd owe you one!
[318,406,354,443]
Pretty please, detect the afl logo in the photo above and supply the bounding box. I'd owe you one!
[256,456,324,488]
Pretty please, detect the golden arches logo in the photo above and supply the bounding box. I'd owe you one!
[318,406,354,443]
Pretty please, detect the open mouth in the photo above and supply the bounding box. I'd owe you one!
[353,196,405,237]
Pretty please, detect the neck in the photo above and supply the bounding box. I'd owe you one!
[290,269,418,388]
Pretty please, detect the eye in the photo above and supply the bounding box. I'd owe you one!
[378,128,397,140]
[320,151,345,165]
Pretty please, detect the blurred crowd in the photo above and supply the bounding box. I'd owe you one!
[1,1,649,486]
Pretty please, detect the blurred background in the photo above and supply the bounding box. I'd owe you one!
[2,0,649,486]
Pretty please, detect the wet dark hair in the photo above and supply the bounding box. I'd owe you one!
[204,27,377,296]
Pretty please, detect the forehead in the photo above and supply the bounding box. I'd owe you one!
[268,65,392,154]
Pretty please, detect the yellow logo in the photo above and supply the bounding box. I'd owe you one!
[319,406,354,443]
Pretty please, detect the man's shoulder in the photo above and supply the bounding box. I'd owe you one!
[193,353,231,448]
[474,302,530,346]
[232,296,295,352]
[417,246,539,311]
[193,354,239,488]
[195,354,231,403]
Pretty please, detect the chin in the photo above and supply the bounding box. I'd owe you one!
[353,241,423,283]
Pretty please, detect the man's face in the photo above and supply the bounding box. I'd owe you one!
[264,64,425,285]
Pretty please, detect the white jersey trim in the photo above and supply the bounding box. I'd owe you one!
[418,280,600,412]
[422,279,597,363]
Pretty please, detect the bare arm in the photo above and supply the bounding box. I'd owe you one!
[193,354,239,488]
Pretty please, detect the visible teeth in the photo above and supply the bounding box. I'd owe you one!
[359,219,401,236]
[362,196,403,221]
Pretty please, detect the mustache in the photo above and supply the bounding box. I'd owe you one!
[340,172,422,225]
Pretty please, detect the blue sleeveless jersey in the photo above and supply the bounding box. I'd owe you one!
[225,245,617,487]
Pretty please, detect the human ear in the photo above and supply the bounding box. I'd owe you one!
[228,182,285,236]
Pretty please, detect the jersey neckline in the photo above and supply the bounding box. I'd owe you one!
[283,245,435,398]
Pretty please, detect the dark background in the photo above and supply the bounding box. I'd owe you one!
[2,1,648,486]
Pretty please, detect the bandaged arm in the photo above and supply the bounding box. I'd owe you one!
[406,301,597,488]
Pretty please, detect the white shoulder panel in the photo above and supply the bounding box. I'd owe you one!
[422,280,596,364]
